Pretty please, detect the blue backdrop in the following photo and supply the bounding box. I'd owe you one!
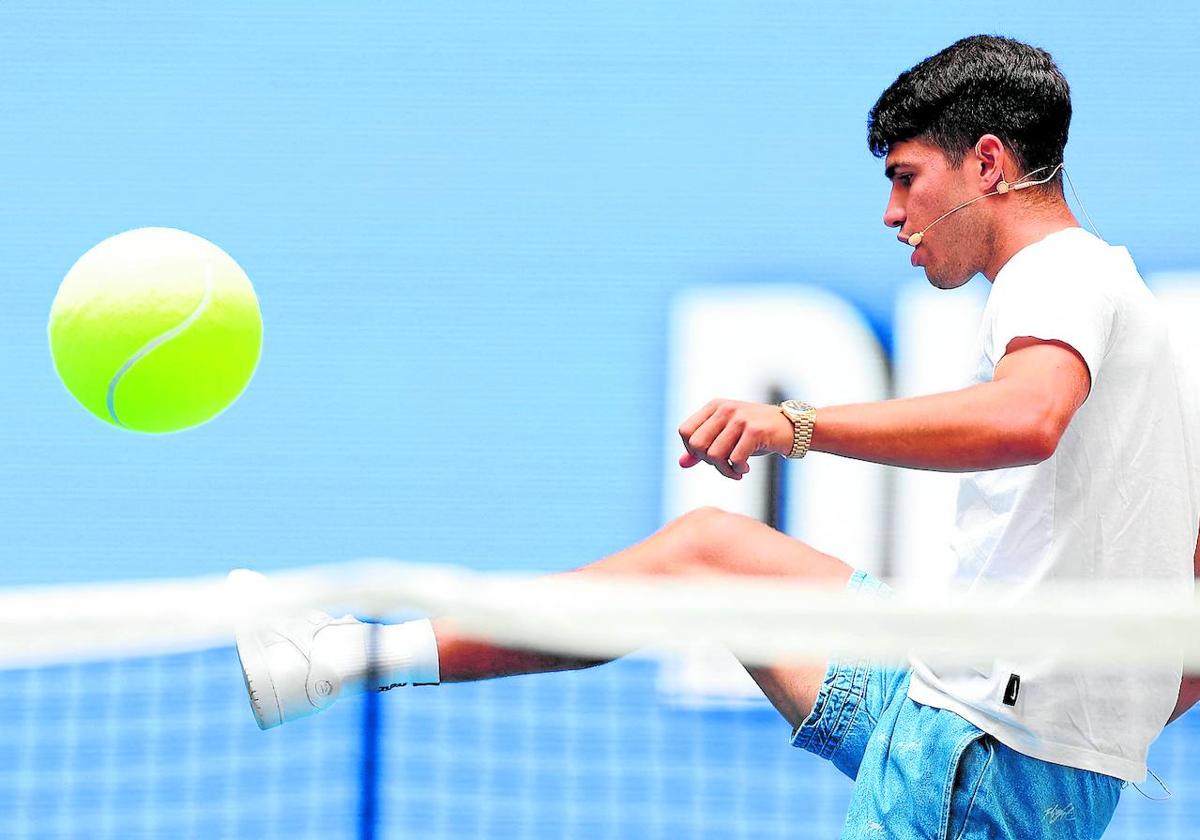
[3,2,1196,586]
[1,5,1198,839]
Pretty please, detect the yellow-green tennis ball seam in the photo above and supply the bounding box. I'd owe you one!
[48,227,263,433]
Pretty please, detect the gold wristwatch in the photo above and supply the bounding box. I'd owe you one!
[779,400,817,459]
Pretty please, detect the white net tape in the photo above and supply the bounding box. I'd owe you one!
[2,560,1198,671]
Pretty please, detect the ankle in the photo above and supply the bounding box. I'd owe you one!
[314,618,440,693]
[371,619,441,688]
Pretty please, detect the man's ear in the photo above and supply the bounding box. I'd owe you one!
[973,134,1008,192]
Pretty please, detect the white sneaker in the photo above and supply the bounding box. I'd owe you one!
[228,568,362,730]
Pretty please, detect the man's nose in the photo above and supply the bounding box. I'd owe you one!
[883,201,905,230]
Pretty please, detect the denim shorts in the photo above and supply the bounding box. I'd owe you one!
[792,571,1123,840]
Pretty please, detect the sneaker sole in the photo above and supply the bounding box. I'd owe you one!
[227,569,283,730]
[235,622,283,730]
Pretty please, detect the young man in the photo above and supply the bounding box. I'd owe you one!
[235,35,1199,838]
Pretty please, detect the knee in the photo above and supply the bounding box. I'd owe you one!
[661,506,742,571]
[671,505,732,536]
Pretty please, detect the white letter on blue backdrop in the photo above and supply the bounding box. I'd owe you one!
[659,286,889,706]
[662,286,890,572]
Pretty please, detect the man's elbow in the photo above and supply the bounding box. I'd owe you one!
[1005,406,1069,466]
[1026,417,1065,464]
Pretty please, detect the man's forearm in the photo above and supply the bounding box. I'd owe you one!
[678,340,1087,478]
[810,380,1061,472]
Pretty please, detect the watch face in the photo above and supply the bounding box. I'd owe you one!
[781,399,810,418]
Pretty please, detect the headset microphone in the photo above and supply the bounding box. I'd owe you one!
[905,163,1064,248]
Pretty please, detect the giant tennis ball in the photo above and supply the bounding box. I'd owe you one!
[49,227,262,433]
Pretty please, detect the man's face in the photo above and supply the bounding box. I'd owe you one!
[882,139,991,289]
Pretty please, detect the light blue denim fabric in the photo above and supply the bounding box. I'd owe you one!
[792,570,1123,839]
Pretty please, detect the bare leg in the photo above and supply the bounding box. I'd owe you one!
[434,506,853,729]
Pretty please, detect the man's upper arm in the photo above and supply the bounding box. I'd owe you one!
[991,337,1092,452]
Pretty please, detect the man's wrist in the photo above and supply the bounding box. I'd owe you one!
[773,411,796,456]
[778,400,817,459]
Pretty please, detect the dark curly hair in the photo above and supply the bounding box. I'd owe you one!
[868,35,1071,188]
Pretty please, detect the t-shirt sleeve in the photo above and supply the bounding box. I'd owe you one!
[986,267,1118,382]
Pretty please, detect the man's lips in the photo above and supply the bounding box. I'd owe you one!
[897,233,922,266]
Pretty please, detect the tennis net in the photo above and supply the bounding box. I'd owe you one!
[3,561,1200,838]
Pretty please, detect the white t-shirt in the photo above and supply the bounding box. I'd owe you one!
[907,227,1200,782]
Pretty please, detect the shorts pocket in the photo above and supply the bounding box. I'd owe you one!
[944,733,993,840]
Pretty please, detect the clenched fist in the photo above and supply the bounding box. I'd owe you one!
[677,399,795,480]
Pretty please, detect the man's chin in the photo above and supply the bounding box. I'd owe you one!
[924,266,973,290]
